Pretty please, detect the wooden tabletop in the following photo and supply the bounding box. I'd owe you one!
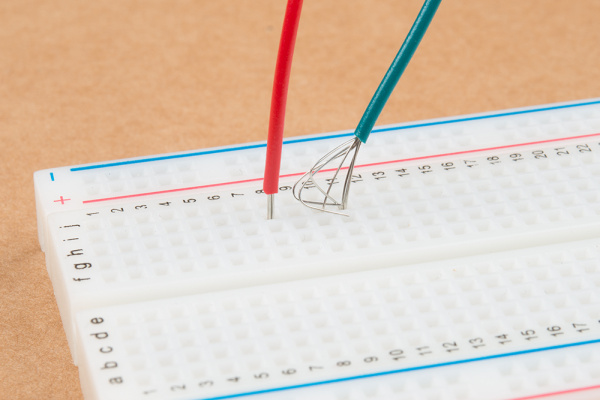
[1,1,599,398]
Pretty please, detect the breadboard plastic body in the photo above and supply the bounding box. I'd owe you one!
[76,239,600,400]
[34,98,600,400]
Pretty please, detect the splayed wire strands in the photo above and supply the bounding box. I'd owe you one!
[293,0,442,216]
[293,138,361,216]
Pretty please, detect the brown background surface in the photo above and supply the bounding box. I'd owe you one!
[1,1,599,398]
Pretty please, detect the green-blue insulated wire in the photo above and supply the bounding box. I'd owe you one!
[354,0,442,143]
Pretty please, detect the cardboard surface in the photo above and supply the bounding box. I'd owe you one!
[1,1,599,398]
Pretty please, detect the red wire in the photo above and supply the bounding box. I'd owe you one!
[263,0,303,195]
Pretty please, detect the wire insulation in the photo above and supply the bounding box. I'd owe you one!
[354,0,442,143]
[263,0,304,195]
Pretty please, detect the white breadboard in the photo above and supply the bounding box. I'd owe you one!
[35,99,600,400]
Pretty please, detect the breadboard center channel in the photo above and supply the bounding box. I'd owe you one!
[34,99,600,400]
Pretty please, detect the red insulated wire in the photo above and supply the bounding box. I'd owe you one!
[263,0,303,195]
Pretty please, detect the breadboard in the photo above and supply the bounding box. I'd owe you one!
[34,99,600,399]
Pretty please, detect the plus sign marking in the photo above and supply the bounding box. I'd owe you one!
[54,196,71,205]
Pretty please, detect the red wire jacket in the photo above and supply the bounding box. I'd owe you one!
[263,0,303,195]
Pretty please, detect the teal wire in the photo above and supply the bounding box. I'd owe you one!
[354,0,442,143]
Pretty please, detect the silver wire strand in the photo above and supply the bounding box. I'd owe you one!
[267,194,274,220]
[293,137,362,216]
